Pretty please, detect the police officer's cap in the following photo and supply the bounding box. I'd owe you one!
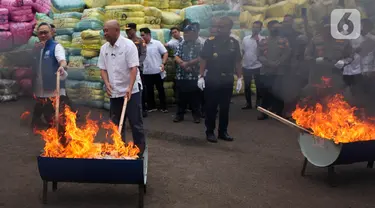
[125,23,137,30]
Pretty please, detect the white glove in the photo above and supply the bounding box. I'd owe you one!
[316,57,324,63]
[236,77,243,93]
[334,60,345,69]
[197,77,205,91]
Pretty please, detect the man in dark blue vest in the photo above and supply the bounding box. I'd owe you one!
[31,22,69,144]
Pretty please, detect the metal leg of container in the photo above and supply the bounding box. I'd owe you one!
[42,181,48,204]
[327,166,336,187]
[367,161,374,169]
[52,182,58,192]
[301,157,308,176]
[138,184,145,208]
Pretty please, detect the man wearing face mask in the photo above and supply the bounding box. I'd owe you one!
[258,20,291,120]
[304,16,351,97]
[198,16,243,143]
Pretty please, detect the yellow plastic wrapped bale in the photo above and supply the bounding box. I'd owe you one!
[166,9,180,14]
[144,16,162,25]
[81,88,104,96]
[124,11,146,17]
[240,11,252,29]
[104,97,110,103]
[53,18,80,28]
[161,11,182,25]
[266,1,297,18]
[84,0,113,8]
[105,4,145,12]
[71,32,82,49]
[55,35,72,48]
[82,8,106,22]
[251,14,265,23]
[110,0,144,4]
[85,66,102,82]
[242,6,268,16]
[144,7,162,17]
[137,24,161,29]
[289,0,308,18]
[144,0,169,9]
[81,49,99,58]
[82,39,102,45]
[168,1,192,9]
[164,81,173,89]
[81,30,102,39]
[105,5,145,26]
[243,0,266,6]
[200,0,226,4]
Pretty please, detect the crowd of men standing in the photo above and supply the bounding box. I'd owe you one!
[29,13,375,151]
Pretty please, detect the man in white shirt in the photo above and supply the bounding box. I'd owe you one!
[31,22,69,144]
[164,27,184,54]
[140,27,169,113]
[98,20,146,155]
[241,21,265,110]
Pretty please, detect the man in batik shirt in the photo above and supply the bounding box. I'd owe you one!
[173,25,202,123]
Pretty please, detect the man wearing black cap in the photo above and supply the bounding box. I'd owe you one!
[125,23,148,117]
[173,25,202,123]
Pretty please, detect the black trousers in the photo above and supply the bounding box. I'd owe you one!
[243,67,261,106]
[204,80,233,135]
[260,75,284,116]
[32,95,68,145]
[109,92,145,147]
[139,70,147,112]
[176,88,201,118]
[143,74,167,110]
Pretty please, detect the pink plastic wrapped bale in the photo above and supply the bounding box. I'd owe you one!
[19,78,33,96]
[10,6,33,16]
[0,31,13,51]
[0,0,24,7]
[23,0,51,14]
[0,8,9,24]
[13,67,33,81]
[0,23,10,30]
[11,13,35,22]
[10,22,33,45]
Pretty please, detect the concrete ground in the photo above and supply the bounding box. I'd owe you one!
[1,96,375,208]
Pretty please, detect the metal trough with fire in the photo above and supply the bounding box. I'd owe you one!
[257,98,375,185]
[34,96,148,207]
[37,148,148,208]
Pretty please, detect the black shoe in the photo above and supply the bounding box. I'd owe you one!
[173,116,184,123]
[206,133,218,143]
[242,104,252,110]
[142,111,148,118]
[193,117,201,124]
[218,132,234,141]
[257,114,269,120]
[136,143,146,158]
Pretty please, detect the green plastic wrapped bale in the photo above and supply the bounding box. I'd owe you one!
[68,56,85,68]
[84,57,99,66]
[81,81,103,90]
[25,36,40,49]
[85,66,102,82]
[104,97,110,103]
[210,4,230,11]
[163,82,174,89]
[55,35,72,48]
[104,102,110,110]
[75,19,104,32]
[180,5,213,29]
[161,11,182,25]
[68,48,82,56]
[56,28,75,36]
[71,32,82,48]
[51,0,86,12]
[82,8,106,22]
[66,80,83,89]
[66,67,85,81]
[81,49,99,58]
[53,12,83,19]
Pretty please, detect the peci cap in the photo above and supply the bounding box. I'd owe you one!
[125,23,137,30]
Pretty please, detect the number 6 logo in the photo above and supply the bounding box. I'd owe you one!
[331,9,361,40]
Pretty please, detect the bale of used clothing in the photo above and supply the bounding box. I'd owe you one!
[0,32,13,51]
[145,0,169,9]
[9,6,34,22]
[10,22,33,45]
[51,0,85,13]
[161,11,182,28]
[0,8,9,30]
[180,5,212,29]
[105,4,145,27]
[75,8,105,32]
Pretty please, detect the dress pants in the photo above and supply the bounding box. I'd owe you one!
[139,70,147,112]
[109,92,145,149]
[143,73,167,110]
[176,82,201,119]
[260,75,284,116]
[204,78,233,135]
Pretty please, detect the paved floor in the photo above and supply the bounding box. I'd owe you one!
[1,96,375,208]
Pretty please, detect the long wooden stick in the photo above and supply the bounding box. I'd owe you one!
[55,72,60,131]
[257,106,313,134]
[118,97,129,135]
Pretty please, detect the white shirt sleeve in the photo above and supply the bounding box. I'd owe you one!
[54,44,66,62]
[158,41,168,54]
[127,42,140,69]
[97,46,106,70]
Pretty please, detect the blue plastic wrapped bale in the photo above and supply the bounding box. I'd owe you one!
[81,81,103,90]
[212,11,226,17]
[66,80,83,89]
[25,36,40,49]
[68,48,82,56]
[199,28,210,38]
[52,0,86,12]
[83,57,99,66]
[210,4,230,11]
[162,29,171,43]
[75,19,104,32]
[56,28,75,36]
[67,67,85,81]
[181,5,213,29]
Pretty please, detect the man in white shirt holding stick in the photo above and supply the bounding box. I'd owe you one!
[98,20,146,155]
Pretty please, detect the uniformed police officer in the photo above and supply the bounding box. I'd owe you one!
[198,16,243,143]
[125,23,148,117]
[303,16,352,99]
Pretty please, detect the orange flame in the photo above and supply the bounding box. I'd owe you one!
[292,94,375,144]
[36,103,140,159]
[21,111,30,120]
